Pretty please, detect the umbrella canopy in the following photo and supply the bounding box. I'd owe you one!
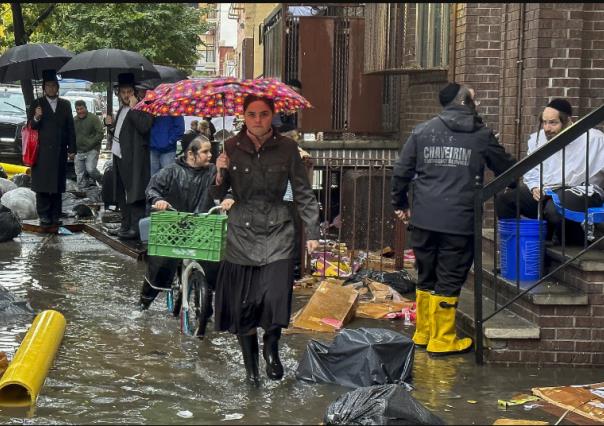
[138,64,188,89]
[0,43,74,83]
[133,77,312,118]
[57,48,160,83]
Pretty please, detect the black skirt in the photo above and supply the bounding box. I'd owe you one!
[214,259,294,335]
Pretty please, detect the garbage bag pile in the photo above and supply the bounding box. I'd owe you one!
[10,173,31,188]
[0,204,21,242]
[296,328,414,388]
[0,187,37,220]
[324,384,446,425]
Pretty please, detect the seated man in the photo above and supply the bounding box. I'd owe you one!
[495,99,604,244]
[139,136,234,335]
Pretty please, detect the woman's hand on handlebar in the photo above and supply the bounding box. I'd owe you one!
[220,199,235,212]
[152,200,172,211]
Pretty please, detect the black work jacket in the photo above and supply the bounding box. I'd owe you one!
[211,128,320,266]
[391,104,516,235]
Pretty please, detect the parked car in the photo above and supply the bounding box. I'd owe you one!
[0,86,27,156]
[63,95,104,117]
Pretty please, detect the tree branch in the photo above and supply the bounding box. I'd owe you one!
[26,3,57,39]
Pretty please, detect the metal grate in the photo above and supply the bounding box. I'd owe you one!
[332,19,350,130]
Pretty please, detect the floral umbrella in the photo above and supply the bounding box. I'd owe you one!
[133,77,312,118]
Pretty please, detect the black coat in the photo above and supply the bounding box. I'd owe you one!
[211,127,320,266]
[146,156,218,213]
[391,104,516,235]
[109,107,154,204]
[27,97,76,193]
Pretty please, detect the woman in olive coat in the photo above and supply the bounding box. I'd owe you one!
[212,95,320,384]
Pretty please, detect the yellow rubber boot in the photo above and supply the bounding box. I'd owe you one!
[426,294,473,356]
[412,289,431,347]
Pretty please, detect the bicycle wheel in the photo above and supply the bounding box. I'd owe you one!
[166,274,182,317]
[180,270,211,337]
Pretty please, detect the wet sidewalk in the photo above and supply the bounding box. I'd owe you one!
[0,231,597,424]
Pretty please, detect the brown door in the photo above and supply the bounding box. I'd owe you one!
[298,17,335,132]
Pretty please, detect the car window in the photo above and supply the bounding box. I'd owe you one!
[0,91,26,115]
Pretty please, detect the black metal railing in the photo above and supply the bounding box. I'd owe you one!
[473,103,604,364]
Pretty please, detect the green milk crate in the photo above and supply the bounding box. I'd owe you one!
[147,211,227,262]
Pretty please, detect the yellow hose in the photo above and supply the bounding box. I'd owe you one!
[0,310,66,407]
[0,162,30,178]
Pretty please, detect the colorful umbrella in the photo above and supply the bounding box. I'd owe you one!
[133,77,312,118]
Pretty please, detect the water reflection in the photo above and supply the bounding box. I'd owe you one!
[0,231,597,424]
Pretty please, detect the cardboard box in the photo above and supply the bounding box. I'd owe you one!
[292,281,359,332]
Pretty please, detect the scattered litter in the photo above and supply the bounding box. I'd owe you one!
[0,351,8,377]
[532,382,604,423]
[222,413,244,421]
[498,394,540,409]
[524,403,542,410]
[467,400,478,404]
[177,410,193,419]
[493,419,549,425]
[57,227,73,235]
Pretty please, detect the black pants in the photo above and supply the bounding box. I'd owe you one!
[35,192,62,224]
[410,227,474,297]
[495,184,602,245]
[113,156,146,232]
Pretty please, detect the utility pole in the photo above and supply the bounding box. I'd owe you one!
[10,3,35,108]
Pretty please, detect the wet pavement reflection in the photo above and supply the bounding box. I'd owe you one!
[0,231,598,424]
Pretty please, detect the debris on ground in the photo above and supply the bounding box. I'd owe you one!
[532,382,604,423]
[492,420,549,425]
[296,328,414,388]
[323,384,445,425]
[291,281,358,332]
[0,352,8,377]
[498,394,541,409]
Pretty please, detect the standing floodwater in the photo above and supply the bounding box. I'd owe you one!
[0,232,597,424]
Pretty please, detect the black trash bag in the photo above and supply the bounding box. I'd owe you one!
[324,384,446,425]
[0,204,22,242]
[0,165,7,179]
[73,204,94,219]
[101,163,116,205]
[296,328,414,388]
[345,270,416,294]
[10,173,31,188]
[0,285,34,322]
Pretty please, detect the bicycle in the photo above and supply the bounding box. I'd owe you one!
[144,205,226,338]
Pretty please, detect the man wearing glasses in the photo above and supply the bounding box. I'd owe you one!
[495,98,604,245]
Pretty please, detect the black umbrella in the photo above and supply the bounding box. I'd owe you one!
[0,43,74,82]
[57,48,160,82]
[136,65,188,90]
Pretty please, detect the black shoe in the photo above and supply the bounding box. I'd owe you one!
[39,218,52,226]
[118,229,138,240]
[237,334,260,385]
[263,329,284,380]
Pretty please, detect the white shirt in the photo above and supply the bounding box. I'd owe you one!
[45,96,58,113]
[111,106,130,159]
[523,128,604,190]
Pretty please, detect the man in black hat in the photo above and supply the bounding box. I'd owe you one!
[104,72,154,240]
[391,82,515,356]
[27,69,76,228]
[495,98,604,244]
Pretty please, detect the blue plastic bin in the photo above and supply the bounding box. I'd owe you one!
[498,219,547,282]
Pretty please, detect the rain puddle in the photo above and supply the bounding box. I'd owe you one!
[0,231,598,424]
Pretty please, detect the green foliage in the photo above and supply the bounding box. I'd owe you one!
[10,3,209,73]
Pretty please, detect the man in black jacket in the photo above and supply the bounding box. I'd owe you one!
[27,69,76,227]
[105,73,154,240]
[391,82,515,356]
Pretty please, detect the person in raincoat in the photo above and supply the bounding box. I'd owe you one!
[212,95,320,384]
[27,69,76,227]
[139,137,234,333]
[391,82,515,356]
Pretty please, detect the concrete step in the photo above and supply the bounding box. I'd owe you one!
[457,286,540,341]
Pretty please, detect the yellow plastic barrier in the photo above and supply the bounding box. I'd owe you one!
[0,162,30,178]
[0,310,66,407]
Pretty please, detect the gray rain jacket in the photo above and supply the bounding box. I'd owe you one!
[391,104,516,235]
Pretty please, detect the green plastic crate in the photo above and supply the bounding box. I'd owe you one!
[147,211,227,261]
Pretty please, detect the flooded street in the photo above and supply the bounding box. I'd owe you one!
[0,231,599,424]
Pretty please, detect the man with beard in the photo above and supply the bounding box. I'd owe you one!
[104,73,154,240]
[27,69,76,227]
[391,82,515,356]
[496,98,604,245]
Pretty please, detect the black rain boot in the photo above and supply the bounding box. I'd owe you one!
[139,280,159,311]
[263,328,284,380]
[237,334,260,386]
